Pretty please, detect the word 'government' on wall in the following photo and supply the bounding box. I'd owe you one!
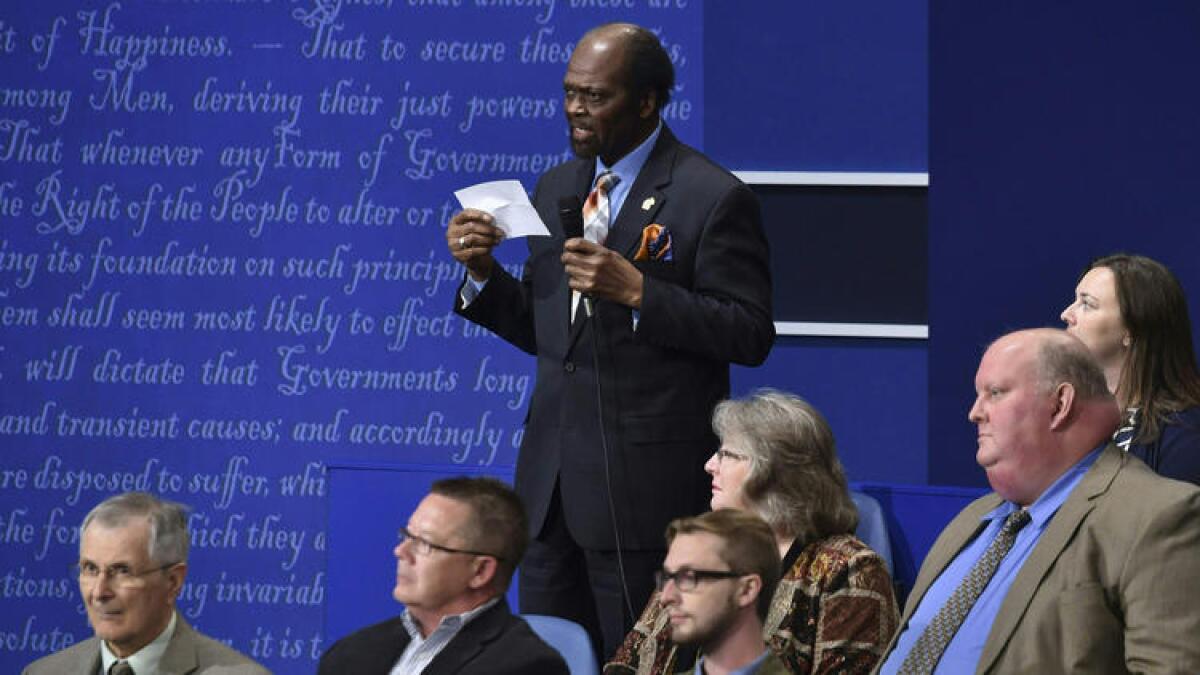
[0,1,701,672]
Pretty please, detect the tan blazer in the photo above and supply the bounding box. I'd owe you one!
[23,615,270,675]
[877,444,1200,674]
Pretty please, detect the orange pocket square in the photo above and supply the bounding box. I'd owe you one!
[634,224,673,261]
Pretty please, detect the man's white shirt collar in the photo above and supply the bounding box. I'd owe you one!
[100,610,176,675]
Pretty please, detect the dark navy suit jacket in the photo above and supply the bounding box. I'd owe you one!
[456,126,774,550]
[1127,406,1200,486]
[318,600,567,675]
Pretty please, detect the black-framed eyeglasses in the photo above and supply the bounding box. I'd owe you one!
[655,568,744,592]
[398,527,505,561]
[74,561,179,589]
[713,448,750,465]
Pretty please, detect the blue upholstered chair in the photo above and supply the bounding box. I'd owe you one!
[851,490,894,574]
[522,614,600,675]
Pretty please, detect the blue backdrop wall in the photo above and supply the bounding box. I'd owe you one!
[928,1,1200,486]
[0,2,926,672]
[708,0,930,487]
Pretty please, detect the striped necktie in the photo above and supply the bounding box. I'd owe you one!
[572,171,620,321]
[109,661,135,675]
[898,508,1032,674]
[583,170,620,245]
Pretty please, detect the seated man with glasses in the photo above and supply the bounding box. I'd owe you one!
[23,492,268,675]
[657,509,787,675]
[318,476,568,674]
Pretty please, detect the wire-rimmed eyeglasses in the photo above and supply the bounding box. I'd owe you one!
[398,527,505,561]
[74,561,179,589]
[713,448,750,465]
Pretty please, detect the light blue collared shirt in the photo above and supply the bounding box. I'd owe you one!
[390,598,499,675]
[879,443,1105,674]
[592,120,662,225]
[693,648,771,675]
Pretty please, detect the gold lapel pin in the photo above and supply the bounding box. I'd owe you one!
[641,197,656,211]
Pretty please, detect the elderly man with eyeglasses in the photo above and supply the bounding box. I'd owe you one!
[318,477,567,674]
[655,509,788,675]
[23,492,268,675]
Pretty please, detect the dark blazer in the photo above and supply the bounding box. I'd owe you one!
[318,600,568,675]
[875,445,1200,674]
[1126,405,1200,485]
[457,126,774,549]
[23,615,269,675]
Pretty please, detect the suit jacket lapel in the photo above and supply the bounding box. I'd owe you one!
[975,444,1123,673]
[605,127,675,260]
[897,494,1002,631]
[75,637,104,674]
[562,159,596,239]
[159,616,200,674]
[376,617,413,673]
[423,600,509,675]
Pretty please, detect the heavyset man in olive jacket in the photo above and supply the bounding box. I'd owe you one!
[877,329,1200,674]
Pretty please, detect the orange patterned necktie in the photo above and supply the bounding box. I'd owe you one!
[572,171,620,321]
[582,171,620,245]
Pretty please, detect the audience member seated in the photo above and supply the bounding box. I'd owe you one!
[657,510,787,675]
[23,492,269,675]
[607,389,898,674]
[318,477,567,675]
[876,329,1200,674]
[1061,253,1200,484]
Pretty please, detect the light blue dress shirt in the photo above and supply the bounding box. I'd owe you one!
[592,120,662,225]
[390,598,499,675]
[693,648,770,675]
[879,443,1105,674]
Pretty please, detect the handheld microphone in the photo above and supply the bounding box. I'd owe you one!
[558,196,594,316]
[558,196,583,239]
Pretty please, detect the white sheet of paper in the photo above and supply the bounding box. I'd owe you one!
[454,180,550,238]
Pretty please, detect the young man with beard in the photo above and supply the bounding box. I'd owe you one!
[656,510,787,675]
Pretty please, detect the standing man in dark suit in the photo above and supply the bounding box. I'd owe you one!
[318,477,567,674]
[446,23,774,658]
[23,492,269,675]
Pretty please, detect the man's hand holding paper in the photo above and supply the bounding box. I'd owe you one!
[448,180,550,281]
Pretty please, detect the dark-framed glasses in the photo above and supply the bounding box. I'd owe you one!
[74,561,178,589]
[655,567,744,592]
[398,527,505,561]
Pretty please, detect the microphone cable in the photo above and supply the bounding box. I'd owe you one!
[560,193,635,624]
[588,297,637,625]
